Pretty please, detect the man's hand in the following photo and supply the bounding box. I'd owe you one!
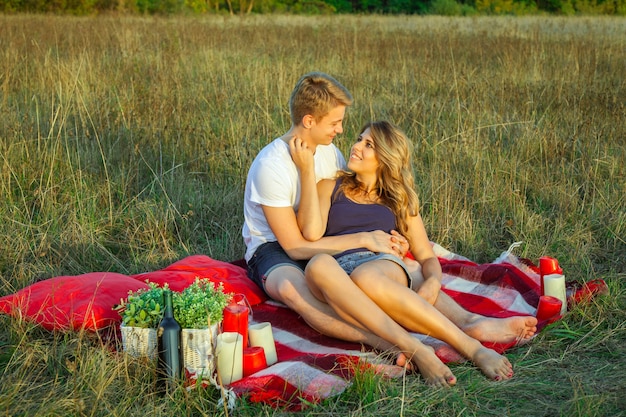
[363,230,408,258]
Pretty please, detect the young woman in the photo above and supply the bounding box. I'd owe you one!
[292,121,520,386]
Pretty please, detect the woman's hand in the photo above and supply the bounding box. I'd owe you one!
[289,136,314,173]
[390,230,410,257]
[289,136,322,239]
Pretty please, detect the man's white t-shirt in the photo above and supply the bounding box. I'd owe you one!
[242,138,346,262]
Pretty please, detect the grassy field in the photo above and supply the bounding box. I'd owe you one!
[0,13,624,416]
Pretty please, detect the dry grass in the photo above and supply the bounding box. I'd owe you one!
[0,14,624,416]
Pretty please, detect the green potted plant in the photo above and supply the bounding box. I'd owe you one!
[173,278,232,379]
[173,279,230,329]
[114,282,166,358]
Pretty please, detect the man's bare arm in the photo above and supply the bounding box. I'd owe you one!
[263,205,404,260]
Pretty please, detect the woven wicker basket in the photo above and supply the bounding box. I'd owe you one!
[120,325,158,359]
[182,324,219,378]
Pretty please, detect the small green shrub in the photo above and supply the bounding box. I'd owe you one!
[114,283,165,329]
[114,279,232,329]
[173,279,231,329]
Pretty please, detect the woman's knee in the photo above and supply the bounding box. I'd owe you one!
[350,267,382,289]
[307,253,335,269]
[351,263,404,291]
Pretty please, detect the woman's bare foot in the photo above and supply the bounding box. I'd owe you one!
[407,348,457,388]
[472,347,514,381]
[463,316,538,344]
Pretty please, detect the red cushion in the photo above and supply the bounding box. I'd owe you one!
[0,255,267,332]
[0,272,149,331]
[131,255,267,306]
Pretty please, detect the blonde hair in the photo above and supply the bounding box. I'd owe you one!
[339,121,420,237]
[289,72,353,126]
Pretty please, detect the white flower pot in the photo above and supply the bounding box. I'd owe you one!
[120,325,158,359]
[182,324,220,379]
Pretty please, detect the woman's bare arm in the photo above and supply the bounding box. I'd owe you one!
[405,212,443,305]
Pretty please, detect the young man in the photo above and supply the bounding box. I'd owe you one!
[242,72,403,348]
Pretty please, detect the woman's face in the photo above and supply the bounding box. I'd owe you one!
[347,127,379,175]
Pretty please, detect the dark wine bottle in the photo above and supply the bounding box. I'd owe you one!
[157,289,182,393]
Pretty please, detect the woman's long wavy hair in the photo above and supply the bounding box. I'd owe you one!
[338,121,420,237]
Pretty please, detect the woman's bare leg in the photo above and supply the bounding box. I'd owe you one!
[351,260,513,381]
[263,264,394,351]
[305,254,457,387]
[405,258,537,344]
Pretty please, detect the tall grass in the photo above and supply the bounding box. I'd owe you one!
[0,14,624,416]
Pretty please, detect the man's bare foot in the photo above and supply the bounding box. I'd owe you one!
[463,316,538,344]
[407,348,457,388]
[395,344,435,371]
[472,347,514,381]
[396,352,412,370]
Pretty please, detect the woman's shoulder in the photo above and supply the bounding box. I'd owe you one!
[316,178,338,199]
[318,178,338,191]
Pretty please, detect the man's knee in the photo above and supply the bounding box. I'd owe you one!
[265,266,306,305]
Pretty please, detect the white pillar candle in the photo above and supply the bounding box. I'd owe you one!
[543,273,567,315]
[216,332,243,385]
[248,322,278,366]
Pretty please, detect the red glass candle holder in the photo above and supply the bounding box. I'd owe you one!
[243,346,267,377]
[222,295,250,348]
[539,256,562,275]
[539,257,562,295]
[536,295,562,323]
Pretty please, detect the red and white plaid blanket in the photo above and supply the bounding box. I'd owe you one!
[222,243,606,410]
[0,243,606,411]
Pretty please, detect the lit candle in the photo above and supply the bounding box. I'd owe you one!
[248,322,277,366]
[216,332,243,385]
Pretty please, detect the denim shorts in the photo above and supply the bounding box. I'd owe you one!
[247,241,308,295]
[335,251,412,288]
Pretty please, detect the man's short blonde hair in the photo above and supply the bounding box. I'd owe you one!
[289,72,353,126]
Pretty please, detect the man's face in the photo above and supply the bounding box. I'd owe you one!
[309,105,346,147]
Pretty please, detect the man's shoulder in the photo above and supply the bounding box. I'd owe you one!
[315,143,346,169]
[317,143,341,153]
[248,138,293,178]
[256,138,288,158]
